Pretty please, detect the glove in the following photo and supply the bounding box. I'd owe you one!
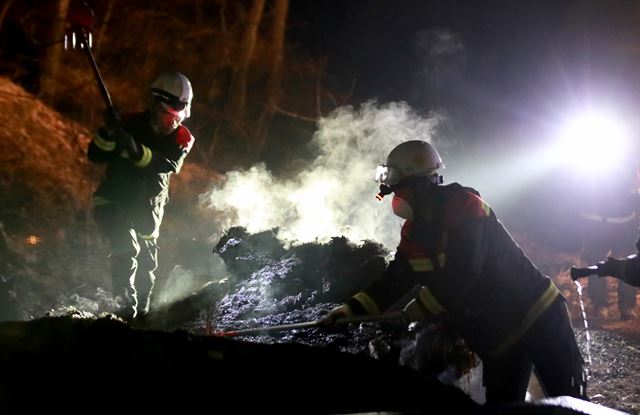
[102,108,142,160]
[319,304,352,328]
[599,256,628,280]
[103,108,122,136]
[114,128,142,160]
[402,297,430,323]
[96,127,116,142]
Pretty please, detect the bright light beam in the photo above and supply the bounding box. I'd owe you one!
[548,112,631,173]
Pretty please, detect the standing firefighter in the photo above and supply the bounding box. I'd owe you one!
[577,163,638,320]
[88,72,195,320]
[321,140,587,403]
[572,230,640,288]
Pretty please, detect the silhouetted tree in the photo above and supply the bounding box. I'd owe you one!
[256,0,288,158]
[39,0,70,103]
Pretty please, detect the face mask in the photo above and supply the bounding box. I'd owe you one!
[152,103,183,134]
[392,195,414,220]
[156,111,182,134]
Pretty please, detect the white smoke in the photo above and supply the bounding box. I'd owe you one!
[200,100,443,251]
[52,287,120,316]
[153,255,229,307]
[416,28,464,57]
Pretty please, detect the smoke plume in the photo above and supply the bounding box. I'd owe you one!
[200,101,443,251]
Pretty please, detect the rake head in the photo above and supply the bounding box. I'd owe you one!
[64,2,95,50]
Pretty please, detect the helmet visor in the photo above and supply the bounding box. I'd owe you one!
[375,165,388,183]
[151,88,189,116]
[375,164,402,186]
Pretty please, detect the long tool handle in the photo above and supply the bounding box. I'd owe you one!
[77,29,116,117]
[215,311,404,338]
[216,320,320,337]
[336,311,403,324]
[66,1,117,119]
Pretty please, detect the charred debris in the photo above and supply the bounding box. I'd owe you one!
[0,227,628,414]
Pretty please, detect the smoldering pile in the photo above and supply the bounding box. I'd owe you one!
[181,226,479,382]
[3,226,638,414]
[0,226,483,413]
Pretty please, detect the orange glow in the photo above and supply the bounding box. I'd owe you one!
[25,235,41,246]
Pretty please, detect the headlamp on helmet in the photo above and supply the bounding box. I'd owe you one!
[375,140,444,200]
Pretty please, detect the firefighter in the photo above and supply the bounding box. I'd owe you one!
[577,165,638,320]
[87,71,195,320]
[321,140,587,403]
[580,231,640,288]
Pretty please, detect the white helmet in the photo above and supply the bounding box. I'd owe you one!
[375,140,444,187]
[150,71,193,119]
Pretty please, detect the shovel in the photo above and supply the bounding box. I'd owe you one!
[214,311,404,337]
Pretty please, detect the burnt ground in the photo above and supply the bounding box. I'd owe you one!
[2,225,640,414]
[571,301,640,414]
[182,227,640,414]
[522,237,640,415]
[1,226,638,414]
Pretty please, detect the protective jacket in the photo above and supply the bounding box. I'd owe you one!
[87,111,194,238]
[346,182,560,358]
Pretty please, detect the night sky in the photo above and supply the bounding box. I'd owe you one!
[289,0,640,140]
[288,0,640,246]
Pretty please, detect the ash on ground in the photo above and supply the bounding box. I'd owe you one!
[574,322,640,414]
[182,227,640,412]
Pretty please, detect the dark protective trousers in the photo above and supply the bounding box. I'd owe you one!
[93,203,158,317]
[482,297,587,403]
[582,219,637,314]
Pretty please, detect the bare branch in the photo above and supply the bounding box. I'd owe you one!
[272,104,318,123]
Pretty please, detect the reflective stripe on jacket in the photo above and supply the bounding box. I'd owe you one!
[346,182,560,358]
[87,111,194,235]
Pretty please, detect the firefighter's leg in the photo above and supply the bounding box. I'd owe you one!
[618,280,637,320]
[613,221,638,319]
[111,229,141,318]
[135,236,158,315]
[582,224,609,317]
[132,199,164,315]
[525,298,588,400]
[94,204,140,318]
[587,275,608,317]
[482,350,532,403]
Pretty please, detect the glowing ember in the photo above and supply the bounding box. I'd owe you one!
[25,235,41,246]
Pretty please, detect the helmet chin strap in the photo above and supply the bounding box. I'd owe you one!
[375,173,442,201]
